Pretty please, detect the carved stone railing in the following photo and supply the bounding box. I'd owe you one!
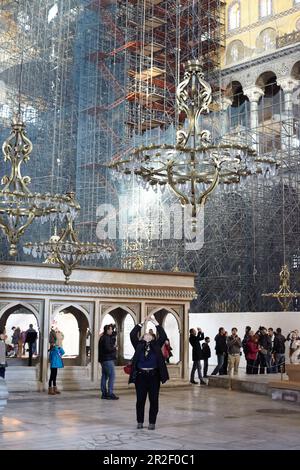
[276,30,300,49]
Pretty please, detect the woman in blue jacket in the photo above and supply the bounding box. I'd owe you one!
[48,345,64,395]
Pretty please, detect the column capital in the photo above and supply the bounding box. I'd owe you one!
[243,86,264,103]
[277,76,299,93]
[219,96,232,111]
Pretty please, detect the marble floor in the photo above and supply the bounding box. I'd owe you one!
[1,385,300,450]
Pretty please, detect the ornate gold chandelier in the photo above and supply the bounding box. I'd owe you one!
[262,265,300,311]
[109,60,278,230]
[0,116,80,255]
[23,197,115,283]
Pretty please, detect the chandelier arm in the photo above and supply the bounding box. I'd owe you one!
[167,163,189,205]
[14,211,36,238]
[0,210,35,255]
[198,168,220,206]
[197,157,221,206]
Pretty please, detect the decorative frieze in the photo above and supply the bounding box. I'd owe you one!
[221,46,300,90]
[0,281,196,300]
[101,303,140,317]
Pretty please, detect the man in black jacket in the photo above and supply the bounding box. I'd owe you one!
[98,324,119,400]
[211,327,227,375]
[273,328,286,373]
[129,314,169,430]
[189,328,206,385]
[202,337,211,378]
[25,324,38,367]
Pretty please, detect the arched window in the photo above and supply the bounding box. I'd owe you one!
[256,28,276,52]
[260,0,272,18]
[228,2,240,30]
[226,40,245,65]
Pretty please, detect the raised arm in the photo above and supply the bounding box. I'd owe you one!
[156,325,168,347]
[130,324,142,349]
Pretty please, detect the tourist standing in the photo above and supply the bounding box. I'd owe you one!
[48,345,65,395]
[25,324,38,366]
[98,324,119,400]
[129,314,169,430]
[202,337,211,378]
[211,327,227,375]
[227,328,242,376]
[189,328,206,385]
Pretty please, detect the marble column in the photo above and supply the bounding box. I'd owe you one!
[41,298,50,391]
[220,96,232,136]
[79,327,86,366]
[276,76,299,150]
[243,86,264,152]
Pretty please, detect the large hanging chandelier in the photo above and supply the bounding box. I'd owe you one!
[23,199,114,282]
[0,116,80,255]
[108,60,278,229]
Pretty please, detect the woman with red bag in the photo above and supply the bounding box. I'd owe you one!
[162,339,173,363]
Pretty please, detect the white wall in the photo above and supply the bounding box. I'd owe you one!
[188,311,300,367]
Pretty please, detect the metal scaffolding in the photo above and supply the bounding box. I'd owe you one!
[1,1,300,312]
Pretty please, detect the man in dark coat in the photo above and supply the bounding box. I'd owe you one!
[25,324,37,367]
[189,328,206,385]
[129,314,169,430]
[211,327,227,375]
[98,324,118,400]
[202,337,211,378]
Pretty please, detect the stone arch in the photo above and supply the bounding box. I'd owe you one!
[147,305,181,331]
[147,306,181,365]
[52,304,90,366]
[291,61,300,80]
[0,301,40,331]
[51,303,90,324]
[225,81,249,129]
[226,40,245,65]
[0,301,41,366]
[100,305,137,365]
[256,70,277,89]
[102,304,137,323]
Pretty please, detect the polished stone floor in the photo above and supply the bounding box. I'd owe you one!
[1,385,300,450]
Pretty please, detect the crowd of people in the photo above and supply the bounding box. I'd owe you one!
[188,325,300,379]
[0,324,38,368]
[2,316,300,431]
